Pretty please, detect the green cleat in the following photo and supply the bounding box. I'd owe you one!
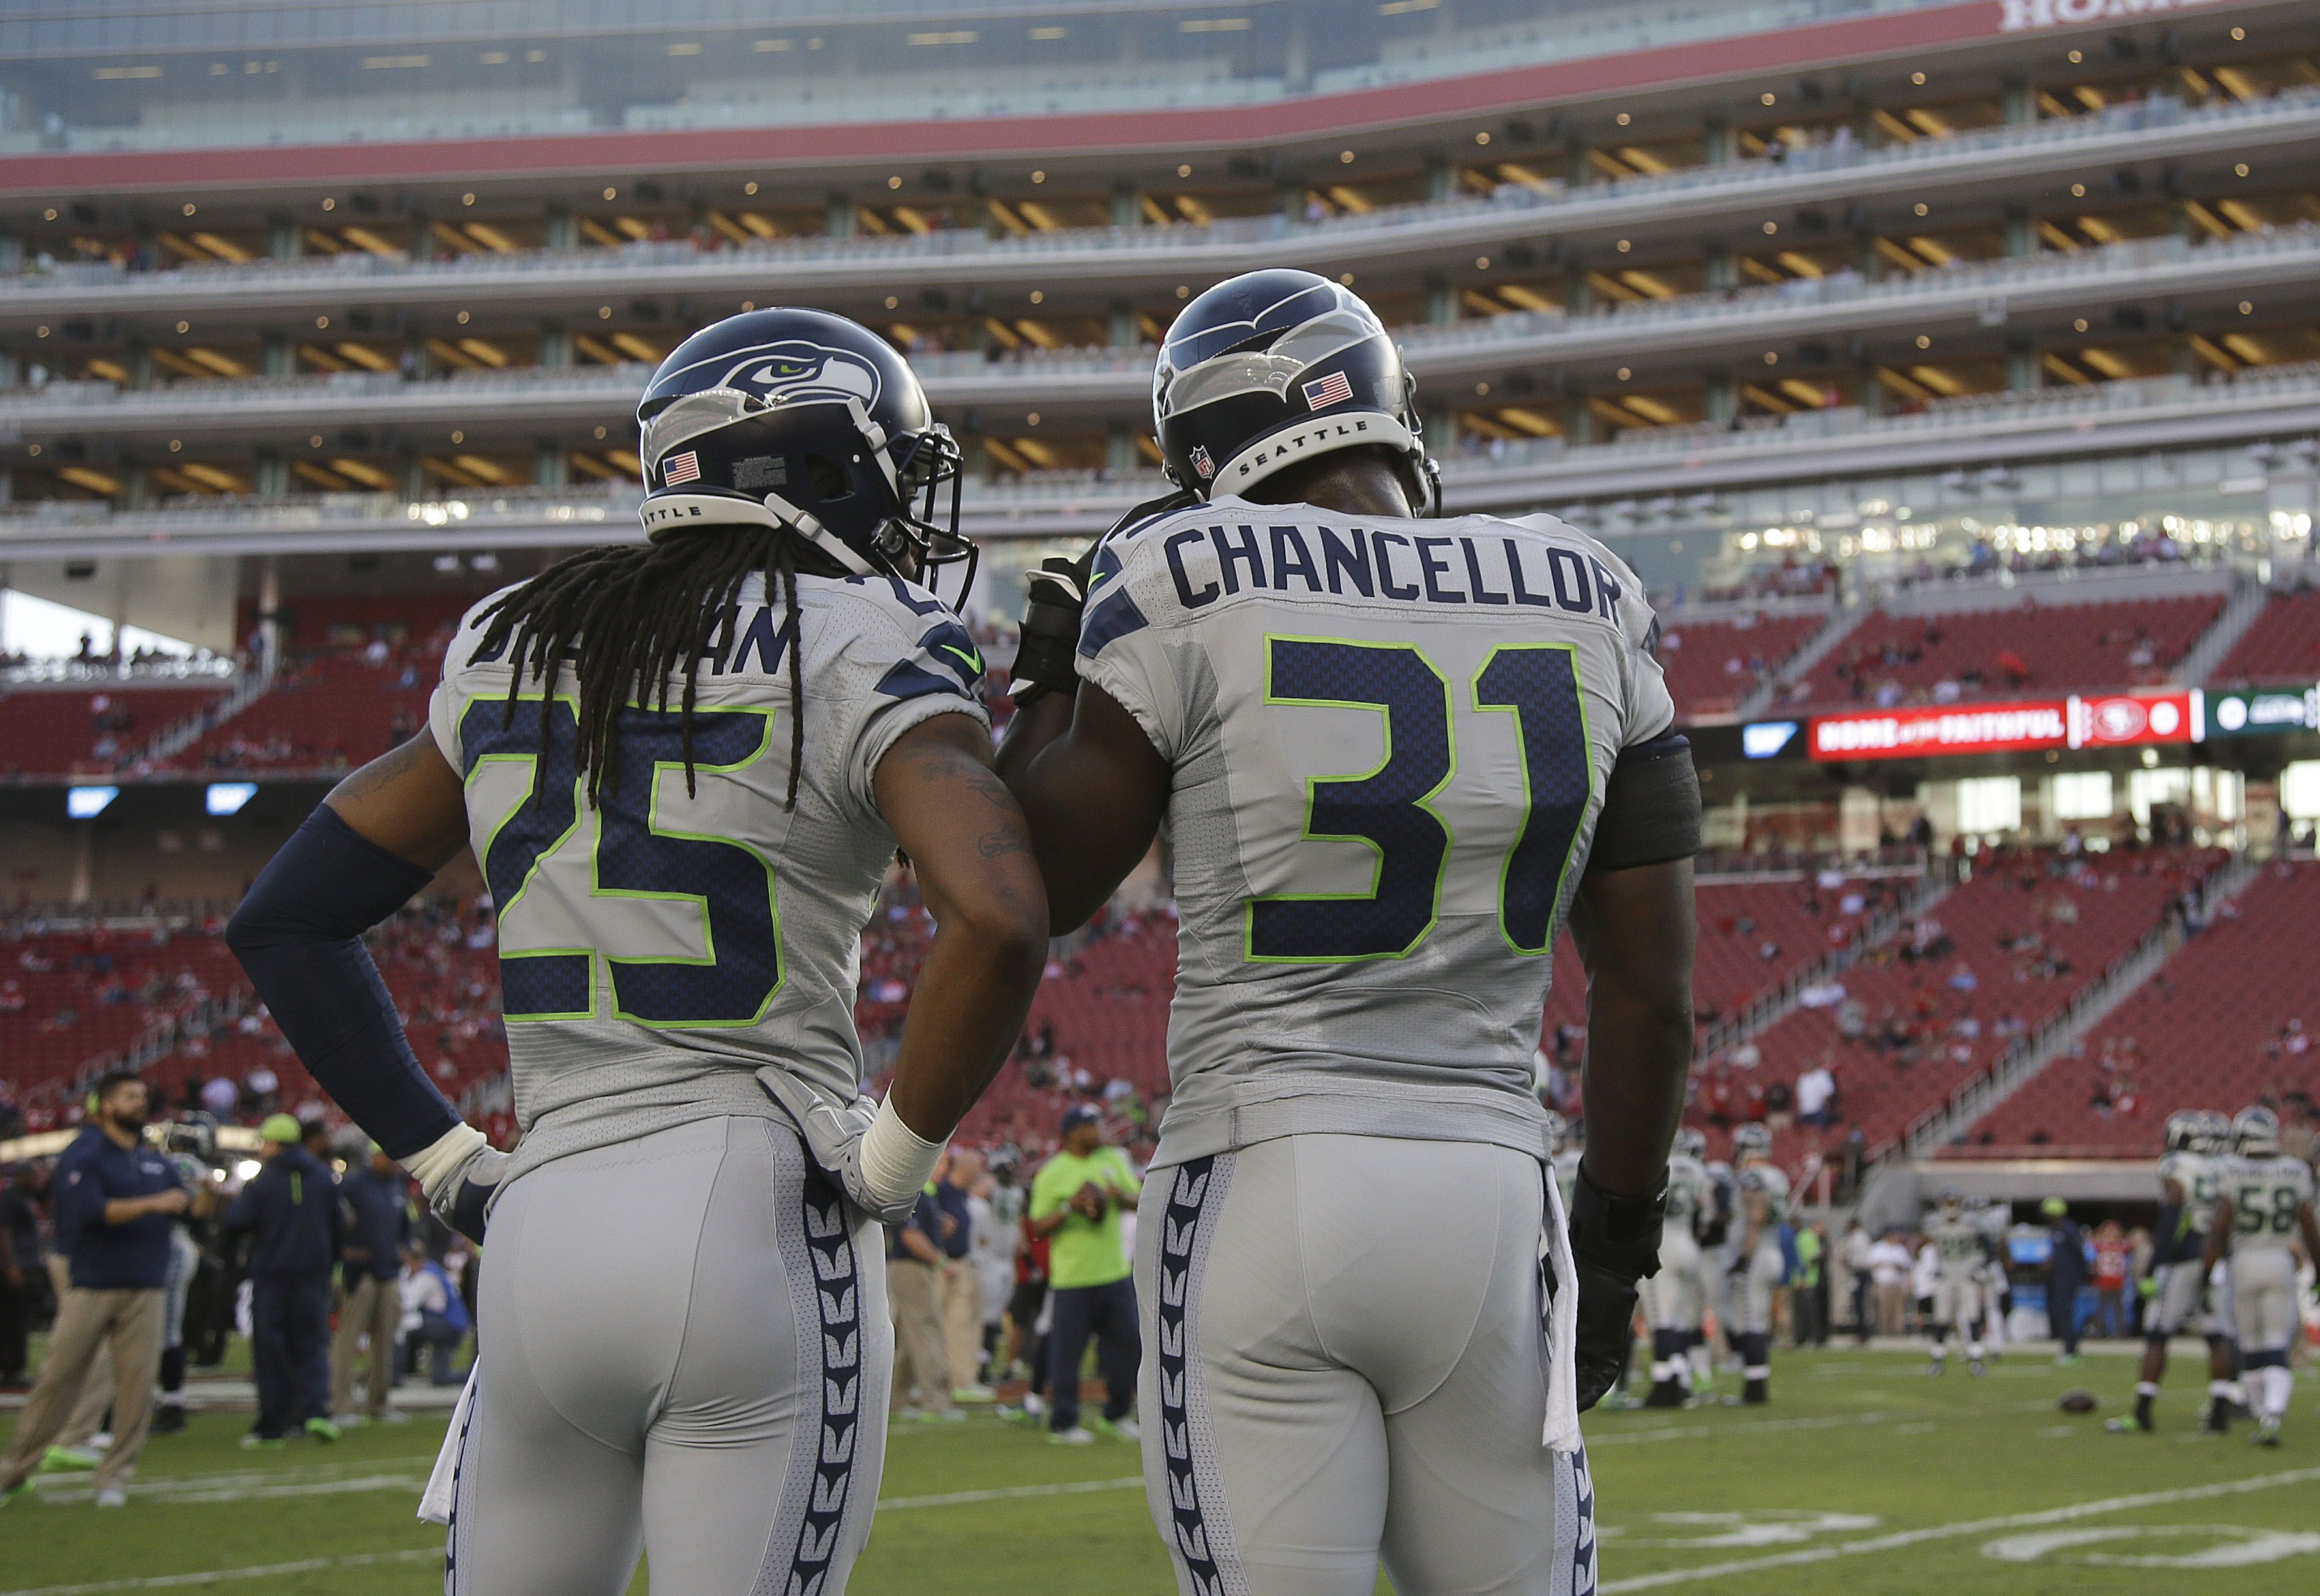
[38,1446,100,1474]
[304,1417,342,1443]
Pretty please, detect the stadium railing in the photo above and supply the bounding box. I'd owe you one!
[5,360,2314,559]
[8,224,2315,434]
[9,87,2310,316]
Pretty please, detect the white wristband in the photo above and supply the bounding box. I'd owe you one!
[859,1099,945,1213]
[401,1123,488,1205]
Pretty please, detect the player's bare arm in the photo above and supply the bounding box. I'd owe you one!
[871,713,1051,1140]
[1566,857,1697,1200]
[994,679,1169,934]
[2199,1193,2233,1280]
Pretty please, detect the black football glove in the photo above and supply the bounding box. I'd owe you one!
[1007,550,1095,703]
[1566,1164,1667,1413]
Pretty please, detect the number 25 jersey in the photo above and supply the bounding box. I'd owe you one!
[1077,495,1676,1169]
[428,569,989,1188]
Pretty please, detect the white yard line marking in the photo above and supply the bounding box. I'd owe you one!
[0,1477,1155,1595]
[36,1474,423,1507]
[27,1457,429,1496]
[1589,1398,2051,1447]
[879,1475,1145,1511]
[1599,1465,2320,1592]
[0,1548,441,1596]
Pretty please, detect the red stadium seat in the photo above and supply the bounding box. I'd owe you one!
[1798,595,2223,709]
[1954,859,2320,1156]
[2211,587,2320,688]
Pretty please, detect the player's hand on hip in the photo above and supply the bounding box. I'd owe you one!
[436,1147,509,1245]
[758,1067,929,1225]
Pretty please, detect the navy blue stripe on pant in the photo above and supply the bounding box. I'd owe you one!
[1047,1277,1139,1432]
[250,1274,332,1438]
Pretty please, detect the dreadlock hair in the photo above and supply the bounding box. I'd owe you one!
[475,525,827,810]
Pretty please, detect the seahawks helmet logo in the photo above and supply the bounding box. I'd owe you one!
[717,340,883,409]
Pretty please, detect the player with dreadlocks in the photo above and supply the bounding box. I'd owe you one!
[223,308,1048,1595]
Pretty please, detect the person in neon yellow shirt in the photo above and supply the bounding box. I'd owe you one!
[1026,1104,1141,1444]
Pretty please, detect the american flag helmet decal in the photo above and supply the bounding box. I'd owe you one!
[1301,370,1354,409]
[662,450,701,486]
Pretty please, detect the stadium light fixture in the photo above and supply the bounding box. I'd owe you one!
[205,782,258,816]
[66,786,119,820]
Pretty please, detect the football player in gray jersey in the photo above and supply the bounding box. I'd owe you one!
[998,269,1700,1596]
[2202,1107,2320,1447]
[224,310,1049,1595]
[1922,1190,1991,1377]
[1641,1128,1714,1407]
[1721,1124,1790,1405]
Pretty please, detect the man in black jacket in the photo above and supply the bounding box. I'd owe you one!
[222,1116,342,1446]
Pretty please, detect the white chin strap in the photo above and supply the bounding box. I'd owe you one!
[636,487,884,577]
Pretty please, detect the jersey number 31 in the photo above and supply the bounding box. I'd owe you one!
[1249,636,1592,963]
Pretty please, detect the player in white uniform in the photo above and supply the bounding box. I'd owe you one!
[1691,1157,1736,1396]
[224,310,1050,1594]
[1922,1190,1991,1376]
[1721,1123,1789,1404]
[1971,1198,2012,1357]
[996,270,1703,1596]
[2203,1107,2320,1447]
[1642,1128,1714,1407]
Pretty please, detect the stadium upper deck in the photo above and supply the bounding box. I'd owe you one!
[0,0,2312,637]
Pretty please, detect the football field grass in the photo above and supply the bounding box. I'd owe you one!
[5,1348,2317,1595]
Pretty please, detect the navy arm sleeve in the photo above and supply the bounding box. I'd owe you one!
[224,805,462,1160]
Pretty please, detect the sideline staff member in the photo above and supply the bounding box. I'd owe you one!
[1028,1104,1141,1443]
[0,1072,193,1507]
[224,1114,343,1447]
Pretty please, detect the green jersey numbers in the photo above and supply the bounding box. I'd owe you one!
[1247,636,1594,964]
[462,695,783,1027]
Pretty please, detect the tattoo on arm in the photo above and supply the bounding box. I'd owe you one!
[976,829,1031,859]
[330,735,438,806]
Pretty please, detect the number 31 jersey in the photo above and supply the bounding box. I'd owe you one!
[428,569,988,1188]
[1077,495,1676,1168]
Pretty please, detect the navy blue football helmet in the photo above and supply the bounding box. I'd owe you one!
[636,308,972,597]
[1153,269,1438,512]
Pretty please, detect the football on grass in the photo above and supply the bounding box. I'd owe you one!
[2058,1390,2098,1413]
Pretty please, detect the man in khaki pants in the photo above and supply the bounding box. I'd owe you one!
[330,1144,413,1424]
[934,1149,992,1401]
[887,1186,958,1421]
[0,1072,192,1508]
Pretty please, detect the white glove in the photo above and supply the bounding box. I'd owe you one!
[402,1123,508,1243]
[758,1068,942,1225]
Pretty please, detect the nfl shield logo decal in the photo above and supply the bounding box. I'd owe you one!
[1189,445,1215,480]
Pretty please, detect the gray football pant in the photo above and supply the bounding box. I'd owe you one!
[444,1116,891,1596]
[1137,1134,1596,1596]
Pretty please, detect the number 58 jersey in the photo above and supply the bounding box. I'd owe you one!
[428,569,989,1188]
[1077,495,1676,1168]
